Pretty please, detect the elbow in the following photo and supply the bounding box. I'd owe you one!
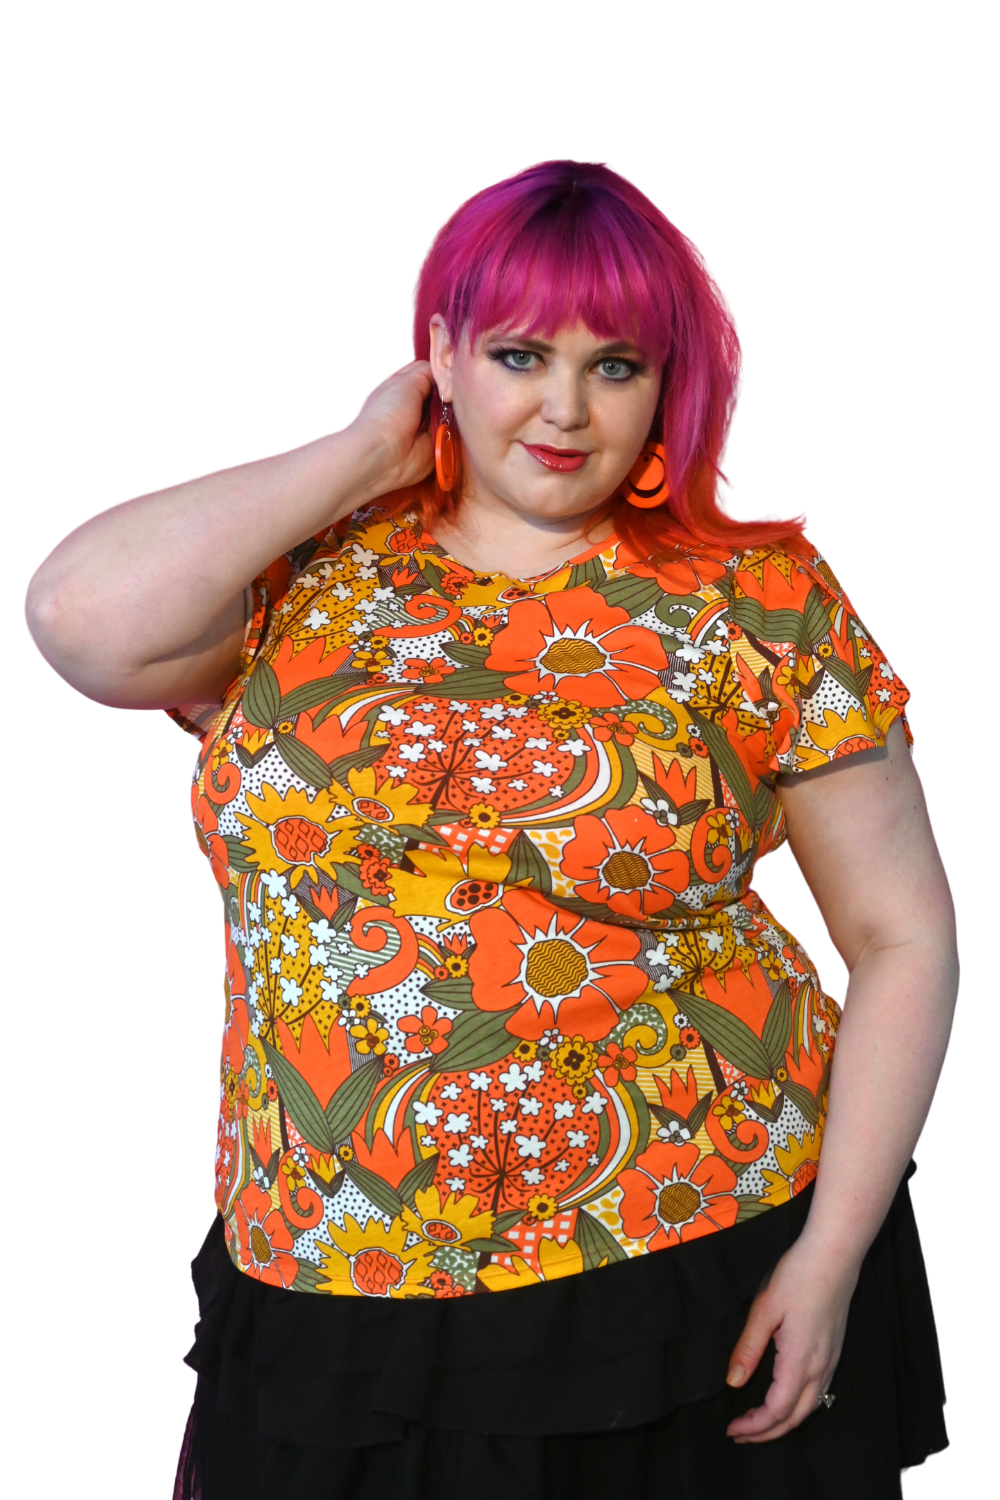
[25,566,76,663]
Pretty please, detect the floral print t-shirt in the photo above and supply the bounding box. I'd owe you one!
[176,487,909,1298]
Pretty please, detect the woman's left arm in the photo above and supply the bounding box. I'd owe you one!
[725,717,959,1442]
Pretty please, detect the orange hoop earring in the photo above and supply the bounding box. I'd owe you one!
[434,403,461,494]
[624,443,669,508]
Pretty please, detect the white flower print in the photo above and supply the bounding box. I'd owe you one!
[413,1100,444,1125]
[515,1134,546,1158]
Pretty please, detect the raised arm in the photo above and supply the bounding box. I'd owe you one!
[25,362,434,711]
[726,716,958,1441]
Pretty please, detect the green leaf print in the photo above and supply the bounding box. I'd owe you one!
[782,1079,820,1127]
[342,1158,403,1219]
[595,574,665,618]
[324,1058,384,1142]
[397,1153,440,1209]
[432,1007,522,1073]
[412,667,508,699]
[392,822,448,846]
[727,598,813,653]
[574,1207,628,1269]
[277,678,341,718]
[506,830,553,893]
[467,1235,520,1254]
[761,980,793,1072]
[420,976,476,1008]
[492,1208,525,1234]
[242,659,281,728]
[328,743,387,785]
[821,653,871,704]
[262,1038,336,1153]
[223,836,257,873]
[442,641,490,668]
[735,1195,768,1222]
[802,584,834,650]
[671,990,774,1081]
[273,731,332,788]
[687,709,758,828]
[565,555,608,589]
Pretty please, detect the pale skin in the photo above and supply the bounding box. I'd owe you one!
[26,321,957,1443]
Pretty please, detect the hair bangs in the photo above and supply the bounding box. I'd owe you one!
[459,200,676,368]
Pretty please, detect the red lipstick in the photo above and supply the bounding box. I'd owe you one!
[521,443,590,473]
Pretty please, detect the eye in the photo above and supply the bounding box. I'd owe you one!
[489,346,540,372]
[596,358,636,381]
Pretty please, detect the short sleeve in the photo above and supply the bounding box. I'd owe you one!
[730,539,911,780]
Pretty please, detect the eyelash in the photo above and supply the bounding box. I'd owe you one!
[488,346,641,381]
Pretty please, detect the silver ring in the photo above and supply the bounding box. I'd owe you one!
[818,1392,836,1409]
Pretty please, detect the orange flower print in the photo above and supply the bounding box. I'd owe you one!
[401,656,455,683]
[234,1183,299,1288]
[590,713,636,746]
[467,888,645,1040]
[599,1041,638,1087]
[560,807,690,920]
[397,1005,453,1056]
[485,587,668,707]
[617,1140,738,1250]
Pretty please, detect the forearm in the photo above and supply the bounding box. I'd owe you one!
[25,422,389,707]
[796,930,958,1274]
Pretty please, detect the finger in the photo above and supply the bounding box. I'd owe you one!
[726,1292,780,1389]
[732,1381,825,1444]
[727,1347,823,1438]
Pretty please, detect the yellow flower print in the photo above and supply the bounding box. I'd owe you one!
[237,783,360,890]
[389,843,511,925]
[526,1193,559,1222]
[759,1128,824,1205]
[328,765,434,831]
[467,802,501,830]
[536,698,592,738]
[807,705,878,754]
[550,1035,598,1084]
[400,1185,495,1248]
[316,1214,435,1297]
[478,1236,599,1292]
[444,955,468,978]
[350,1017,389,1056]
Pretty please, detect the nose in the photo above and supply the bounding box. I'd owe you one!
[539,368,589,432]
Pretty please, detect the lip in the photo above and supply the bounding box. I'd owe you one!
[521,442,590,473]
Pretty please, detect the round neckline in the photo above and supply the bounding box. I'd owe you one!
[426,531,619,586]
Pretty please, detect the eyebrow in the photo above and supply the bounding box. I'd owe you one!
[488,334,645,358]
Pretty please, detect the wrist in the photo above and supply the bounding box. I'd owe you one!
[333,416,402,509]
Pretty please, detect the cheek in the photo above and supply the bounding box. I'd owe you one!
[591,384,661,462]
[457,370,537,451]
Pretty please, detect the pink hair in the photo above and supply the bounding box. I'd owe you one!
[398,160,801,556]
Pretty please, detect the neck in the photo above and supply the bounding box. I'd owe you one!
[429,488,616,579]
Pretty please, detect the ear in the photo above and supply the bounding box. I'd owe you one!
[428,315,456,401]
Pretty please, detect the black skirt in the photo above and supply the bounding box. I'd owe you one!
[173,1163,946,1500]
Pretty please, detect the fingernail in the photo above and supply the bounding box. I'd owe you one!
[727,1365,745,1387]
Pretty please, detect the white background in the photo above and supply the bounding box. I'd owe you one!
[3,2,996,1494]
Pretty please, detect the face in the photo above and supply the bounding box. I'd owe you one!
[428,317,662,524]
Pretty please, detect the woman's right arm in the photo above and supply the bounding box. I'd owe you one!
[25,361,434,711]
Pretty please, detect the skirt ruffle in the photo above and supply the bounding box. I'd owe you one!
[175,1163,947,1500]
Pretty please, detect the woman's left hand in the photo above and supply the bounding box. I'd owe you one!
[724,1237,858,1443]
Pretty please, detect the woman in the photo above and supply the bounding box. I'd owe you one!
[26,160,955,1499]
